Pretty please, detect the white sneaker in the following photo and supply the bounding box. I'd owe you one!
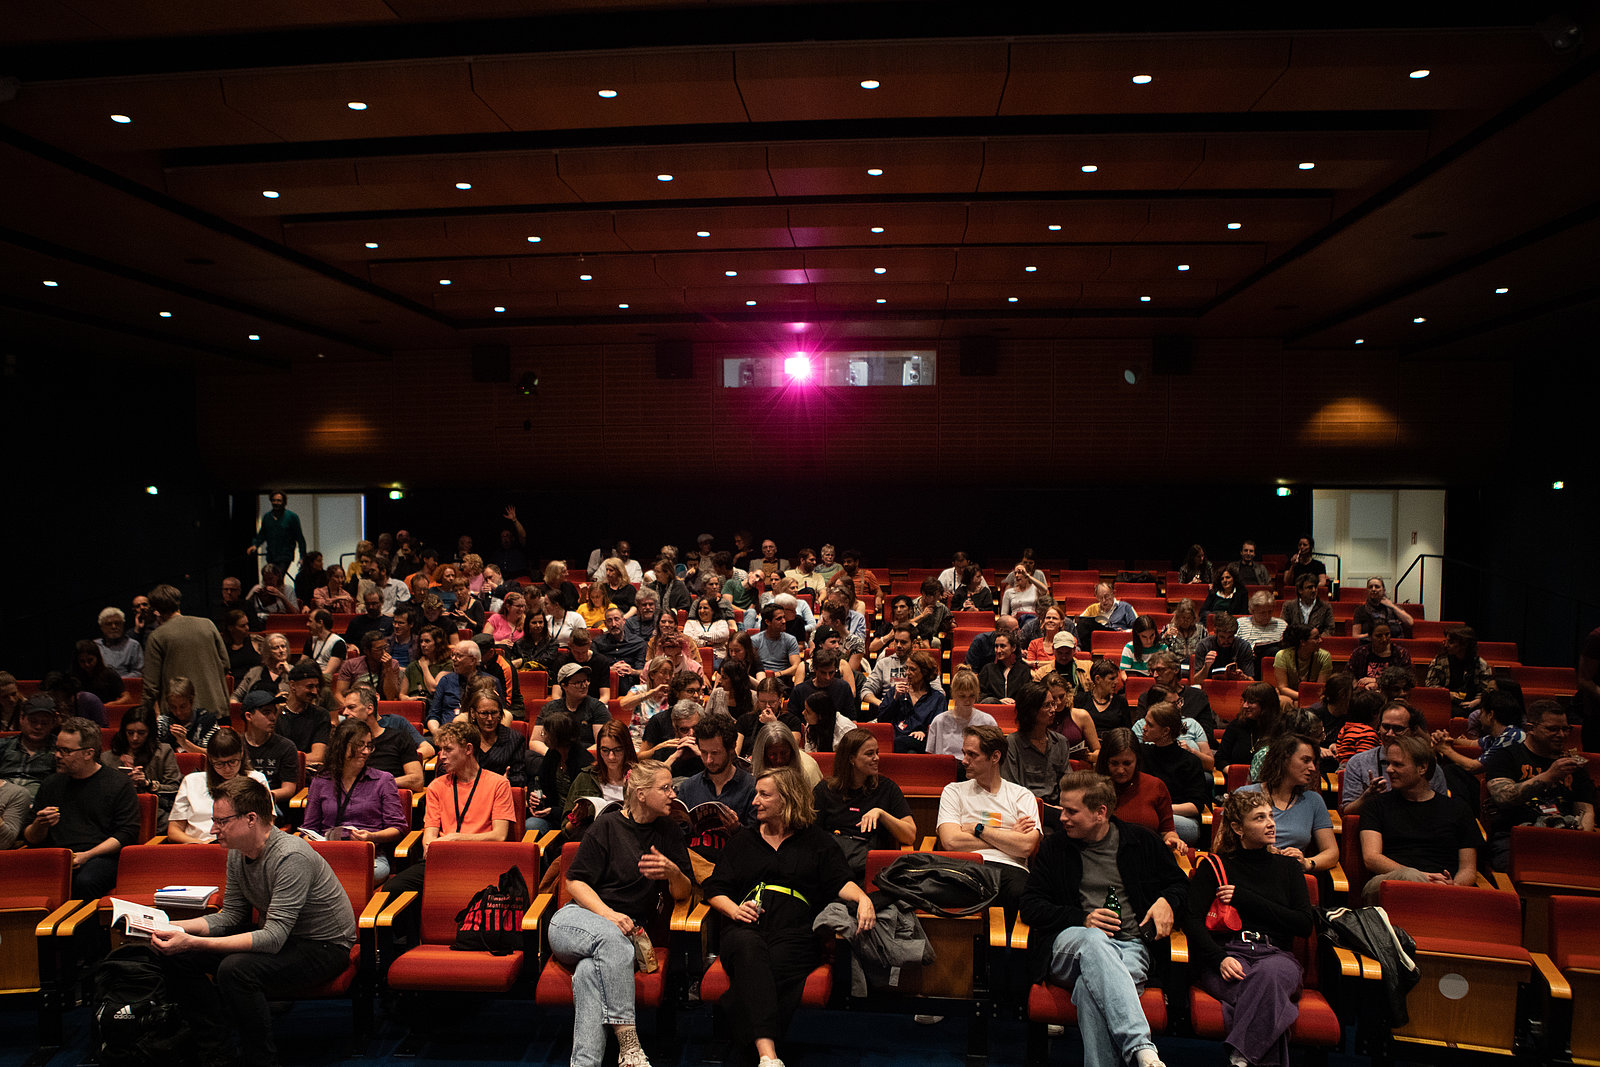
[758,1057,786,1067]
[914,1014,945,1025]
[1134,1049,1166,1067]
[618,1050,652,1067]
[1228,1053,1249,1067]
[1045,1024,1065,1037]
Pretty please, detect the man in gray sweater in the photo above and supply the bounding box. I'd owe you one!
[152,776,355,1067]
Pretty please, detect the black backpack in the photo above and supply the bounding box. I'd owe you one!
[871,853,1001,917]
[452,865,530,956]
[91,944,192,1067]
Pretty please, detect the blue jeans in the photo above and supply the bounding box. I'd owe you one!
[1172,814,1203,849]
[1048,927,1156,1066]
[372,853,392,886]
[548,903,637,1067]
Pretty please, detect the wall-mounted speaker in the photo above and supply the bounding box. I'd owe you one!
[958,337,998,377]
[1152,335,1194,376]
[471,344,510,383]
[655,340,694,379]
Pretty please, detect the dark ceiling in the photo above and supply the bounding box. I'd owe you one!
[2,4,1597,370]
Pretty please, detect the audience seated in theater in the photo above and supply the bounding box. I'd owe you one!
[510,604,558,672]
[343,590,394,651]
[1202,564,1250,622]
[1076,659,1133,735]
[426,638,503,740]
[702,766,874,1067]
[152,775,356,1067]
[312,564,356,614]
[1178,543,1214,586]
[640,699,707,780]
[1215,683,1281,770]
[555,629,618,703]
[752,537,788,581]
[565,720,640,822]
[1137,703,1212,848]
[814,727,917,878]
[1236,593,1287,661]
[1425,626,1495,714]
[880,650,943,753]
[1272,623,1332,705]
[1237,733,1338,878]
[837,548,879,603]
[869,596,915,654]
[957,613,1019,677]
[1196,613,1254,680]
[1119,615,1167,678]
[534,662,610,755]
[749,721,822,791]
[1230,540,1272,588]
[1026,606,1071,673]
[1077,581,1137,647]
[910,577,954,648]
[1359,733,1482,902]
[70,638,126,703]
[95,607,145,679]
[1000,562,1050,626]
[1331,688,1385,767]
[1042,670,1101,764]
[1035,631,1083,688]
[799,688,855,757]
[338,684,429,789]
[245,564,298,616]
[731,676,797,758]
[1340,701,1450,815]
[685,596,732,658]
[483,588,532,647]
[1434,689,1524,779]
[1100,728,1181,851]
[1137,652,1219,739]
[157,674,221,756]
[1483,699,1595,871]
[1020,770,1184,1067]
[336,630,404,700]
[939,724,1040,918]
[237,691,302,807]
[388,719,516,895]
[1280,574,1333,637]
[979,629,1030,704]
[140,583,231,722]
[1182,789,1315,1067]
[952,560,995,613]
[1346,620,1411,686]
[24,716,139,898]
[302,717,407,883]
[549,758,693,1067]
[926,669,999,758]
[167,728,273,844]
[807,624,861,694]
[1282,536,1327,590]
[275,660,330,766]
[595,604,648,672]
[0,672,22,732]
[1161,599,1207,664]
[232,626,291,702]
[622,655,677,744]
[1132,685,1215,772]
[129,594,157,646]
[1002,682,1076,825]
[781,547,827,601]
[101,706,179,829]
[649,624,705,680]
[221,610,259,683]
[218,576,262,637]
[2,696,60,798]
[1350,577,1414,639]
[401,624,448,701]
[674,712,754,857]
[647,555,693,615]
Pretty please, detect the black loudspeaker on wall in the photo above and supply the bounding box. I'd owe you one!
[655,341,694,379]
[471,344,510,383]
[1152,335,1194,376]
[959,337,998,376]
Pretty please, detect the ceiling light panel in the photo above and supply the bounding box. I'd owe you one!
[735,42,1008,121]
[471,50,748,130]
[219,62,511,141]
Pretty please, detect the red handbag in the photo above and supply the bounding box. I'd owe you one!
[1202,853,1243,933]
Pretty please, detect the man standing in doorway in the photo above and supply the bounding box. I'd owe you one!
[247,492,307,574]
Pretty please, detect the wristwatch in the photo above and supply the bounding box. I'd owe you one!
[972,822,986,840]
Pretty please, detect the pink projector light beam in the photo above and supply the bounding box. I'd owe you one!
[784,354,813,380]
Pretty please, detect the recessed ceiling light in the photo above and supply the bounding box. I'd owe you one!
[261,190,280,198]
[1412,316,1427,323]
[696,231,710,238]
[1553,480,1566,490]
[866,168,883,176]
[1024,266,1037,272]
[454,182,472,190]
[876,298,887,304]
[1124,369,1138,385]
[1226,222,1242,230]
[618,303,629,309]
[439,279,451,285]
[247,334,261,341]
[860,79,880,89]
[873,267,886,274]
[158,311,172,318]
[1007,296,1019,303]
[1409,69,1431,79]
[110,114,132,124]
[746,300,757,306]
[724,270,737,277]
[1131,74,1153,84]
[656,174,674,182]
[1354,338,1365,345]
[42,280,59,287]
[527,236,541,243]
[1139,296,1151,302]
[579,274,593,281]
[597,89,618,98]
[1177,264,1190,271]
[1494,287,1509,294]
[347,101,367,110]
[493,306,506,313]
[363,241,379,249]
[1297,162,1316,170]
[317,353,325,359]
[1080,164,1098,173]
[1047,224,1062,231]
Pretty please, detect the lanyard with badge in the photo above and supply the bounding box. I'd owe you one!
[452,770,483,831]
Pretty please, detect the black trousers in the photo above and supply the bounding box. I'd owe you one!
[163,937,351,1067]
[719,924,819,1059]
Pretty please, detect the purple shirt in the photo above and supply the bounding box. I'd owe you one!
[301,767,406,836]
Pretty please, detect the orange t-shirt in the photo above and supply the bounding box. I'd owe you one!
[424,767,515,835]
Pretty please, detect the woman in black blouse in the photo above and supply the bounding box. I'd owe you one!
[1074,659,1131,734]
[811,728,916,878]
[702,768,875,1067]
[1201,563,1250,621]
[1183,789,1314,1067]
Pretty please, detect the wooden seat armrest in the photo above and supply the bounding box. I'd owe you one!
[1483,871,1514,893]
[56,900,107,937]
[1532,953,1571,1000]
[918,836,940,851]
[374,891,418,928]
[394,829,423,860]
[667,894,703,933]
[1004,911,1032,951]
[1331,946,1365,979]
[1168,929,1189,964]
[523,893,557,933]
[357,892,389,930]
[1359,952,1384,981]
[679,902,712,935]
[288,788,309,810]
[1327,861,1349,896]
[1328,811,1342,835]
[35,899,87,938]
[422,757,437,774]
[536,829,562,851]
[145,836,168,845]
[1212,770,1224,789]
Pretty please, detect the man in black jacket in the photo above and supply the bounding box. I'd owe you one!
[1020,771,1185,1067]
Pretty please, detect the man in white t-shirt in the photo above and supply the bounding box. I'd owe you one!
[937,724,1041,916]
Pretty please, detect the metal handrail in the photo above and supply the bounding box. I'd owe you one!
[1395,552,1600,658]
[1311,551,1341,589]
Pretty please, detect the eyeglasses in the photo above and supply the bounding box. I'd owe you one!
[598,746,625,755]
[353,742,377,752]
[53,746,90,756]
[212,757,244,769]
[211,812,252,830]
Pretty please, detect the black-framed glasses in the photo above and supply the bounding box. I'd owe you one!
[212,811,252,830]
[53,746,91,756]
